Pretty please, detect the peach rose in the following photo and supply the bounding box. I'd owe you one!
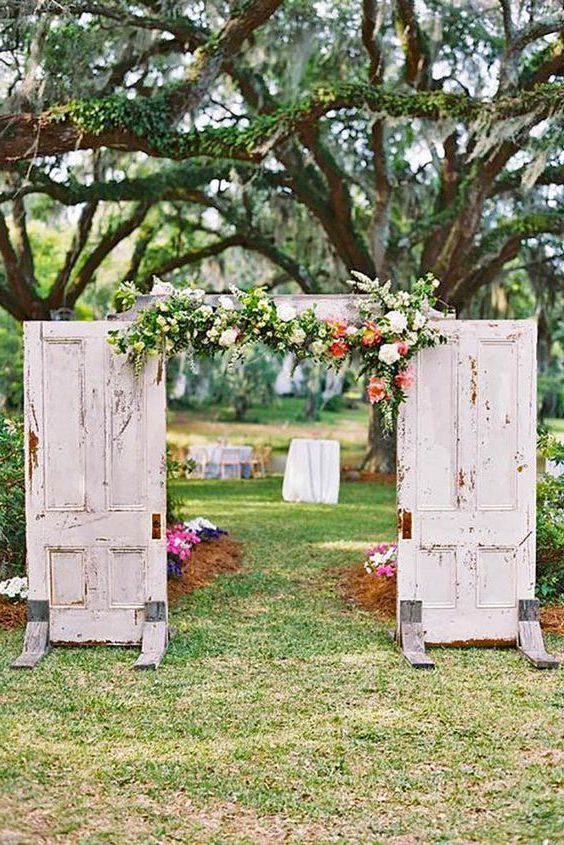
[367,376,389,403]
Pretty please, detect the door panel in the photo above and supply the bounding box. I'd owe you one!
[397,320,536,644]
[25,321,166,645]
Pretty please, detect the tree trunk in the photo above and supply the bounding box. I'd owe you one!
[361,403,396,473]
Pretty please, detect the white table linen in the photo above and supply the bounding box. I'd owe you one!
[282,438,340,505]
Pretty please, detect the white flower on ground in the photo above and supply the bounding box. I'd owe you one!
[378,343,401,365]
[384,310,408,334]
[185,517,218,532]
[219,327,239,348]
[150,278,175,296]
[276,303,297,322]
[0,576,28,600]
[218,295,235,311]
[289,326,306,345]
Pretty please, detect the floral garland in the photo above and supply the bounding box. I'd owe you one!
[109,272,446,433]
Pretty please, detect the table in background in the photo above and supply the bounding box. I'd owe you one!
[282,438,340,505]
[188,444,253,479]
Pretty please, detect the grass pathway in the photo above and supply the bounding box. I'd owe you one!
[0,479,562,844]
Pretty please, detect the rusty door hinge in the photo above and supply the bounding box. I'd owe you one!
[151,513,162,539]
[398,509,412,540]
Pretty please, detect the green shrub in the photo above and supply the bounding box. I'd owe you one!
[536,430,564,604]
[0,414,26,579]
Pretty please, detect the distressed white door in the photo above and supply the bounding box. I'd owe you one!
[24,321,166,644]
[397,320,536,644]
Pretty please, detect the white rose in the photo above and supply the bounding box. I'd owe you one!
[310,340,326,356]
[412,311,427,330]
[289,326,306,345]
[276,303,297,322]
[151,278,175,296]
[385,310,408,334]
[378,343,401,365]
[219,327,239,348]
[345,325,359,336]
[199,305,213,318]
[218,295,235,311]
[190,288,206,303]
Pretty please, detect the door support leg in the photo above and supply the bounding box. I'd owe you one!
[517,599,559,670]
[134,601,169,670]
[398,600,435,669]
[11,601,50,669]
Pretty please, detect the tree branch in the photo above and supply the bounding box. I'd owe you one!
[1,83,561,164]
[63,202,151,307]
[48,201,99,306]
[396,0,432,89]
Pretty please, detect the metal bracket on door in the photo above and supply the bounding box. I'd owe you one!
[11,600,50,669]
[134,601,169,670]
[517,599,559,670]
[398,600,435,669]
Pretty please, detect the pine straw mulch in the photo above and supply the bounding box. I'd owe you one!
[0,536,243,632]
[0,599,26,631]
[167,535,243,603]
[339,563,564,636]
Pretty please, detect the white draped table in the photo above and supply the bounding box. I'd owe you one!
[282,438,340,505]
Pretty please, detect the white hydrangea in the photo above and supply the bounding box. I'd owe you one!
[218,295,235,311]
[289,326,306,345]
[412,311,427,330]
[0,576,28,600]
[150,277,175,296]
[219,327,239,348]
[310,340,326,356]
[276,303,297,322]
[378,343,401,365]
[384,310,408,334]
[190,288,206,303]
[199,305,213,318]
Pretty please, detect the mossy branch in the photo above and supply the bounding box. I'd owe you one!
[1,82,562,164]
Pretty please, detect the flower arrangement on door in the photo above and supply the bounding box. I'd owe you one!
[109,273,446,433]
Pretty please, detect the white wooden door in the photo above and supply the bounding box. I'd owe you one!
[397,320,537,644]
[24,321,166,644]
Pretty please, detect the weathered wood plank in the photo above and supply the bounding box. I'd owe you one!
[11,601,50,669]
[398,600,435,670]
[517,600,559,670]
[134,602,169,670]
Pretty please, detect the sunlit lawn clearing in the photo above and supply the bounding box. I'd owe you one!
[0,478,562,844]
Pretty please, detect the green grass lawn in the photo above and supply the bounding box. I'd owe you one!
[1,479,563,844]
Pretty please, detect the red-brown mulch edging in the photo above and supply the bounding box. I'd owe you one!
[167,535,243,603]
[0,536,243,631]
[339,563,396,620]
[0,599,26,631]
[340,563,564,636]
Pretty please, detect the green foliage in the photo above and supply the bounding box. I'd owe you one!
[536,475,564,604]
[0,313,23,412]
[218,346,277,422]
[0,415,26,580]
[536,430,564,604]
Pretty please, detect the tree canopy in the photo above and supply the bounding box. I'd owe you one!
[0,0,562,324]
